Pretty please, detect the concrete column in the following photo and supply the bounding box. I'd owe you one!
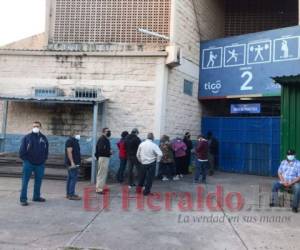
[91,102,99,184]
[154,60,169,138]
[45,0,56,44]
[169,0,177,44]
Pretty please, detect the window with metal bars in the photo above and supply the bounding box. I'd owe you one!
[74,89,99,99]
[34,88,63,97]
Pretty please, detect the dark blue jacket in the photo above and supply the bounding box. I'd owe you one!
[19,132,49,165]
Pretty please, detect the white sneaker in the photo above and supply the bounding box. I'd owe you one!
[162,177,169,181]
[173,175,180,181]
[180,174,184,178]
[128,184,136,189]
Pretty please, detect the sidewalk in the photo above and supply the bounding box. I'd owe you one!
[0,172,299,250]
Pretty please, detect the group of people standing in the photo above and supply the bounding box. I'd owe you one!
[114,131,194,186]
[17,121,300,213]
[112,130,219,193]
[158,133,192,181]
[95,128,162,196]
[87,127,219,197]
[18,121,218,206]
[19,121,84,206]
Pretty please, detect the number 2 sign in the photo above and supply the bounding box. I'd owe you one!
[199,26,300,99]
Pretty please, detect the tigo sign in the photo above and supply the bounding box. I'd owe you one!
[199,26,300,99]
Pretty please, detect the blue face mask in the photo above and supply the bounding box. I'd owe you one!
[287,155,295,161]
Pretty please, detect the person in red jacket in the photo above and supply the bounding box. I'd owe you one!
[116,131,129,183]
[194,134,209,184]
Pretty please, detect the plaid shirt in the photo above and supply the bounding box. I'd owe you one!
[278,159,300,182]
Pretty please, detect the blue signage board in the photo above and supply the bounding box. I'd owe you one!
[199,26,300,99]
[230,103,261,114]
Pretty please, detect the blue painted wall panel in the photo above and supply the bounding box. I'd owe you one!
[202,117,280,176]
[2,135,161,174]
[3,134,121,172]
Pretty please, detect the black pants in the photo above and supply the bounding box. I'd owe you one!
[175,156,186,175]
[182,152,191,175]
[138,161,156,195]
[159,162,175,178]
[127,156,140,186]
[116,158,127,183]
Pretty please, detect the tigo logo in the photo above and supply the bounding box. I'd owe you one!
[204,80,222,94]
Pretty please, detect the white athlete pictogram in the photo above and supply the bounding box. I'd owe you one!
[250,43,269,62]
[207,51,218,67]
[226,49,238,63]
[281,40,289,58]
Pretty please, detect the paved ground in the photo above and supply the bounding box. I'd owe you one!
[0,172,299,250]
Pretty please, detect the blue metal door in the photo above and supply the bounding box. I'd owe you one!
[202,117,280,176]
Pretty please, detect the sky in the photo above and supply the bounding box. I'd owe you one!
[0,0,46,46]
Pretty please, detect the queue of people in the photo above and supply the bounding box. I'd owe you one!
[18,122,219,205]
[18,121,300,213]
[113,130,218,191]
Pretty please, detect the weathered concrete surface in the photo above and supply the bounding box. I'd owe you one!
[0,172,299,250]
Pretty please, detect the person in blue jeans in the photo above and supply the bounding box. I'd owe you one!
[194,134,209,184]
[116,131,129,183]
[19,121,49,206]
[65,131,82,200]
[270,149,300,213]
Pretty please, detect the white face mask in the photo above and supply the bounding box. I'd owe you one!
[32,127,40,133]
[75,135,81,140]
[287,155,295,161]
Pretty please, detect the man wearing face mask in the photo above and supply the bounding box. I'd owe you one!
[124,128,141,188]
[194,134,209,184]
[19,121,49,206]
[95,128,112,194]
[65,131,81,200]
[270,149,300,213]
[183,132,193,175]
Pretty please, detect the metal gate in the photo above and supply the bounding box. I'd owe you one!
[202,117,280,176]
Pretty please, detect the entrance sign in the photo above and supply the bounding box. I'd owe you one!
[199,26,300,99]
[230,104,261,114]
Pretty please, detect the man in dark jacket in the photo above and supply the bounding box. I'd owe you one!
[124,128,141,188]
[65,131,81,200]
[183,132,193,175]
[95,127,112,194]
[194,134,209,184]
[207,131,219,175]
[19,121,49,206]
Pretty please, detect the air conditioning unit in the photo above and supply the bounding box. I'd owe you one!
[166,45,182,68]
